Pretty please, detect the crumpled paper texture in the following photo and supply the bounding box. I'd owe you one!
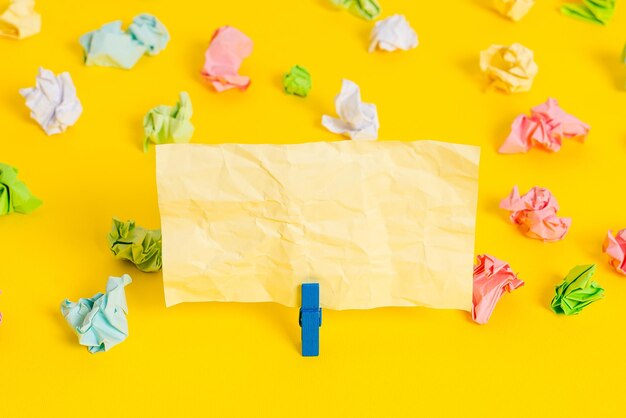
[493,0,535,21]
[369,14,418,53]
[80,21,144,69]
[19,67,82,135]
[472,254,524,324]
[331,0,381,20]
[61,275,132,353]
[127,14,169,55]
[480,43,538,93]
[143,91,194,152]
[282,65,312,97]
[561,0,615,25]
[0,0,41,39]
[603,229,626,275]
[107,218,162,272]
[322,79,379,140]
[156,141,480,310]
[201,26,253,92]
[500,186,571,242]
[0,162,41,215]
[499,98,590,154]
[80,14,169,69]
[551,265,604,315]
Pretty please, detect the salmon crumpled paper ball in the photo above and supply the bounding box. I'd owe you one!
[500,186,571,242]
[479,43,538,93]
[499,98,590,154]
[603,229,626,275]
[201,26,253,92]
[472,254,524,324]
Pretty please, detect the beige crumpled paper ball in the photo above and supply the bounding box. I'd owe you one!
[0,0,41,40]
[479,43,538,93]
[493,0,535,22]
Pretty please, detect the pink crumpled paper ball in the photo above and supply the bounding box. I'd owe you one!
[603,229,626,275]
[201,26,253,92]
[499,98,589,154]
[500,186,571,242]
[472,254,524,324]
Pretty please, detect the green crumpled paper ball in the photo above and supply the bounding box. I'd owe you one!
[143,91,194,152]
[107,218,162,272]
[551,264,604,315]
[331,0,381,21]
[560,0,616,25]
[282,65,312,97]
[0,163,42,216]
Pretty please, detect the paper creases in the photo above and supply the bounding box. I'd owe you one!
[0,162,41,216]
[551,265,603,315]
[19,67,82,135]
[480,43,538,93]
[561,0,615,25]
[369,14,418,53]
[80,14,169,69]
[107,218,162,272]
[472,254,524,324]
[61,275,132,353]
[156,141,480,311]
[499,98,589,154]
[331,0,381,21]
[322,79,379,140]
[201,26,253,92]
[0,0,41,40]
[603,229,626,275]
[283,65,312,97]
[143,91,194,152]
[500,186,571,242]
[493,0,535,21]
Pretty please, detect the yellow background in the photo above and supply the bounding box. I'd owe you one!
[1,0,625,416]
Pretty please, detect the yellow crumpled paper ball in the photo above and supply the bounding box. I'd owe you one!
[493,0,535,21]
[479,43,538,93]
[0,0,41,40]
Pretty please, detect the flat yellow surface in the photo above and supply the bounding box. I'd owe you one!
[1,0,625,416]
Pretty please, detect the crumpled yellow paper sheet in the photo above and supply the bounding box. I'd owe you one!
[156,141,480,311]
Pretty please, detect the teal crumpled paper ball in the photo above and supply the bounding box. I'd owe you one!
[61,275,132,353]
[80,14,170,69]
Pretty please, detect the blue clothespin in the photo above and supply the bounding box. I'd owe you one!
[299,283,322,357]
